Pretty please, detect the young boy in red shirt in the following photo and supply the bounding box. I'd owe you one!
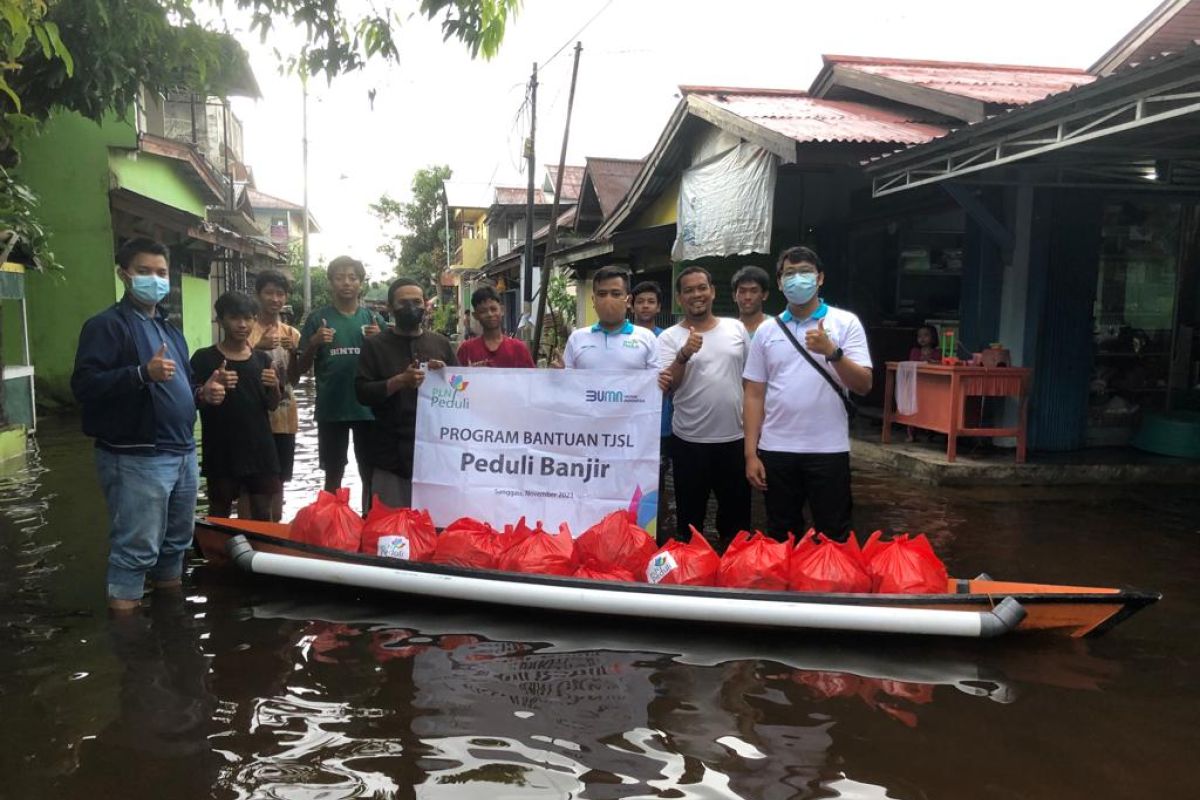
[456,285,535,368]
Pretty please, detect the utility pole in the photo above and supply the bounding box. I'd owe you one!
[301,78,311,319]
[533,42,582,359]
[443,180,452,310]
[522,62,537,309]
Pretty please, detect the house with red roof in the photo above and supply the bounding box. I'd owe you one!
[553,0,1200,456]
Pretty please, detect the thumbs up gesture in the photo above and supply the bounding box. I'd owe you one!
[310,318,334,348]
[804,318,835,357]
[200,367,226,406]
[256,325,283,351]
[261,364,279,389]
[217,359,239,390]
[146,342,176,382]
[678,322,703,361]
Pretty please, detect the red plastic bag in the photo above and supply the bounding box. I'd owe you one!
[573,557,637,583]
[862,531,948,594]
[717,530,792,590]
[429,516,508,569]
[289,488,363,552]
[495,519,576,576]
[789,530,872,593]
[645,527,720,586]
[360,498,437,560]
[574,509,658,581]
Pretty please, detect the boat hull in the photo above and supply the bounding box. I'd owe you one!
[194,517,1158,638]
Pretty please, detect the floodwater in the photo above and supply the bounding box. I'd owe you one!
[1,381,1196,799]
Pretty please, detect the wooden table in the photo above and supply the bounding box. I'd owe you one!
[882,363,1032,463]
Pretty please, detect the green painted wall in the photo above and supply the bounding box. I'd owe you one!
[182,275,213,353]
[15,110,213,405]
[109,151,209,217]
[15,112,122,406]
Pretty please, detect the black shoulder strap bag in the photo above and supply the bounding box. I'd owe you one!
[773,315,858,420]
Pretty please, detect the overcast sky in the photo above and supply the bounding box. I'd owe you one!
[228,0,1161,281]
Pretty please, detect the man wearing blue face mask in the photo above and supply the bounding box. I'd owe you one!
[72,238,228,612]
[742,246,873,542]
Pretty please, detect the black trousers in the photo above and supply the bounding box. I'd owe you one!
[670,437,751,545]
[759,450,853,542]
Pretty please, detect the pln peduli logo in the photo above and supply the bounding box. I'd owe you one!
[431,374,470,410]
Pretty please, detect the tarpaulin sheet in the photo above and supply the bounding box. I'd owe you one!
[671,143,777,262]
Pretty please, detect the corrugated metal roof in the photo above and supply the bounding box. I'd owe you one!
[683,88,949,144]
[493,186,549,206]
[583,157,644,219]
[544,164,585,201]
[533,206,578,239]
[824,55,1095,106]
[866,42,1200,173]
[246,188,301,212]
[1091,0,1200,74]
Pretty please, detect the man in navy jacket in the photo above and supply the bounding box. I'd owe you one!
[72,238,226,611]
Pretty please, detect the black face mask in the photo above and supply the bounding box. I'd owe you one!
[394,305,425,329]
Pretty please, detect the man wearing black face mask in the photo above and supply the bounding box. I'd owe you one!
[355,278,457,509]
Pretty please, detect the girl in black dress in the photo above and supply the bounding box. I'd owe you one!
[191,291,281,520]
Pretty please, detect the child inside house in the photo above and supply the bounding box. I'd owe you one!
[908,324,942,364]
[191,291,282,520]
[905,324,942,442]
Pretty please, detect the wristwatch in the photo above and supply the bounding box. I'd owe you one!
[826,347,844,364]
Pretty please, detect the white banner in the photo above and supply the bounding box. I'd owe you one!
[413,367,662,538]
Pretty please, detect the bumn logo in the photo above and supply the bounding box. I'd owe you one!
[585,389,624,403]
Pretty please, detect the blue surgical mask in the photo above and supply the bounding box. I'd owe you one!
[782,273,819,305]
[129,274,170,305]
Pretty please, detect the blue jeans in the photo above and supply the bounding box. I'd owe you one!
[95,448,199,601]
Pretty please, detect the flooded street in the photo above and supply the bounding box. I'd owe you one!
[1,382,1196,799]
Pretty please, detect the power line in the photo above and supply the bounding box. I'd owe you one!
[539,0,614,70]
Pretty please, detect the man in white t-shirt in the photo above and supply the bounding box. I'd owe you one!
[657,266,750,546]
[562,266,659,370]
[743,246,873,542]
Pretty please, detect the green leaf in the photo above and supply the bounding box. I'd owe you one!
[0,75,21,111]
[40,21,73,76]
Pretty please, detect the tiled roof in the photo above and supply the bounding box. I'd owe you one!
[683,87,949,145]
[823,55,1095,106]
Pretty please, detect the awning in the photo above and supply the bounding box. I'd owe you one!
[110,188,285,261]
[867,44,1200,196]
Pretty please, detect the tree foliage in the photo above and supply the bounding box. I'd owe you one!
[371,165,453,296]
[0,0,520,268]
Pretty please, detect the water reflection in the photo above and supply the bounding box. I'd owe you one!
[59,594,220,797]
[207,599,1122,800]
[2,404,1198,798]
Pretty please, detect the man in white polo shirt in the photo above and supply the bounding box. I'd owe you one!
[743,246,872,542]
[563,266,658,370]
[657,266,749,546]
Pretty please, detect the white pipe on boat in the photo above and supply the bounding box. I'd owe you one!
[226,536,1025,638]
